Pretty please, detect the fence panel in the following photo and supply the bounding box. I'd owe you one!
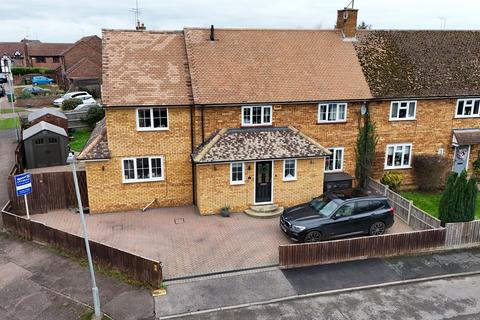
[1,209,162,287]
[279,228,446,268]
[445,221,480,247]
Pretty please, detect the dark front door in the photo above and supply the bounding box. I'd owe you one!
[255,161,272,203]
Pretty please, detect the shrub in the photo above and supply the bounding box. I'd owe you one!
[12,67,54,75]
[380,171,403,192]
[61,98,82,110]
[473,155,480,178]
[82,106,105,128]
[413,154,451,191]
[439,171,478,225]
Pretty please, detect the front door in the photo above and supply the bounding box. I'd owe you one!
[453,145,470,173]
[255,161,272,203]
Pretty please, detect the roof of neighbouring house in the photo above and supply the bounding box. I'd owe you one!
[27,42,73,56]
[66,57,101,77]
[28,107,67,122]
[23,121,67,140]
[452,129,480,146]
[192,126,330,163]
[61,35,102,55]
[78,118,110,160]
[102,29,193,107]
[0,42,25,56]
[184,28,373,104]
[355,30,480,99]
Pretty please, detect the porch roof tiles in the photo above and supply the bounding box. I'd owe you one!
[78,118,110,161]
[192,126,330,164]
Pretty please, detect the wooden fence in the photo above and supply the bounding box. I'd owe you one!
[367,178,442,230]
[8,169,89,215]
[445,220,480,247]
[65,109,89,129]
[279,228,446,268]
[1,208,162,287]
[14,141,25,172]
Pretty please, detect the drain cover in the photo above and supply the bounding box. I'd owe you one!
[174,218,185,224]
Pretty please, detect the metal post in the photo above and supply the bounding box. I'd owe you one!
[6,68,19,141]
[407,200,413,226]
[384,185,389,197]
[24,194,30,220]
[71,158,101,318]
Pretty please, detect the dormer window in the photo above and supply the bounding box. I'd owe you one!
[241,106,272,126]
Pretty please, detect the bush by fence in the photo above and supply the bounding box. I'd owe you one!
[1,208,163,287]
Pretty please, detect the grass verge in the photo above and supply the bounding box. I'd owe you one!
[70,128,92,152]
[0,118,20,129]
[0,107,24,114]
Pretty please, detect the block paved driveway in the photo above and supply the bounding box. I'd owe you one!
[32,207,411,280]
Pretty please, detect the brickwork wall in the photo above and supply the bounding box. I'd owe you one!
[195,159,325,215]
[30,56,62,69]
[64,40,101,70]
[85,106,193,213]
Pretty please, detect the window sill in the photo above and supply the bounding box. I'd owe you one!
[316,121,347,125]
[123,178,165,184]
[325,169,344,173]
[230,181,245,186]
[389,118,416,122]
[241,124,273,127]
[136,127,169,132]
[283,178,297,182]
[454,116,480,119]
[384,166,411,170]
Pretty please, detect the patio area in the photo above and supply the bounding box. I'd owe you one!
[31,206,412,280]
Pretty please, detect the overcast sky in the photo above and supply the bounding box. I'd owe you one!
[2,0,479,42]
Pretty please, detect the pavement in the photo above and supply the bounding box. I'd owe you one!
[0,232,155,320]
[179,274,480,319]
[155,247,480,318]
[0,128,17,229]
[31,207,412,280]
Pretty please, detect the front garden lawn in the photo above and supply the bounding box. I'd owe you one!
[0,107,25,114]
[0,118,20,129]
[401,191,480,219]
[69,128,92,152]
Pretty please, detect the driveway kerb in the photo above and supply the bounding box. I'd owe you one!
[158,270,480,319]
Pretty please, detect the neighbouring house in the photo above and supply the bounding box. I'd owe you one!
[27,107,69,132]
[23,121,69,169]
[79,7,480,215]
[0,41,27,66]
[25,42,72,69]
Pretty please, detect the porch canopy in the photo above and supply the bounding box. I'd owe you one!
[192,126,330,163]
[452,129,480,146]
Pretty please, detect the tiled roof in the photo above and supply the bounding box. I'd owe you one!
[78,118,110,160]
[355,30,480,99]
[193,126,330,163]
[0,42,25,56]
[184,28,372,105]
[23,121,67,140]
[27,42,72,56]
[28,107,67,122]
[453,129,480,146]
[102,29,193,106]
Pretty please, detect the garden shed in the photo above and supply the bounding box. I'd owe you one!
[23,121,69,169]
[27,107,68,132]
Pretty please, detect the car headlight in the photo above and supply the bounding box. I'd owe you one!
[291,225,306,232]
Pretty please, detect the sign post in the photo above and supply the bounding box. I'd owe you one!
[14,173,32,219]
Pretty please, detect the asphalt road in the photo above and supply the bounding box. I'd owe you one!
[181,274,480,319]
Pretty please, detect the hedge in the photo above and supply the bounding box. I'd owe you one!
[11,67,55,76]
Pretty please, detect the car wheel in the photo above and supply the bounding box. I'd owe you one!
[304,231,322,243]
[33,82,37,86]
[370,221,386,236]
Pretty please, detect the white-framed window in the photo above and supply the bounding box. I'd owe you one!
[122,156,165,183]
[455,99,480,118]
[241,105,272,126]
[384,143,412,169]
[136,107,169,131]
[325,147,344,172]
[230,162,245,185]
[283,159,297,181]
[390,101,416,120]
[318,103,347,123]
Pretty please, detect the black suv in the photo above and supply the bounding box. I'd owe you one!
[280,189,394,243]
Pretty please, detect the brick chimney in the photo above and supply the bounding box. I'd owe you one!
[335,8,358,38]
[136,21,146,31]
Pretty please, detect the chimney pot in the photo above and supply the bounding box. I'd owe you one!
[210,25,215,41]
[336,8,358,38]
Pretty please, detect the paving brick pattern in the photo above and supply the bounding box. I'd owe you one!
[31,207,411,280]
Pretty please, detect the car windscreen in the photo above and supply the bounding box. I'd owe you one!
[310,197,328,211]
[317,199,342,217]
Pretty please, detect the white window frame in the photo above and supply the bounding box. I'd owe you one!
[241,105,272,126]
[283,159,297,181]
[384,143,413,170]
[136,107,169,131]
[122,156,165,183]
[317,103,347,123]
[325,147,344,172]
[230,162,245,185]
[455,98,480,118]
[389,100,417,121]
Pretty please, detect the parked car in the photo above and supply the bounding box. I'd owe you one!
[74,102,98,111]
[280,189,394,243]
[32,75,54,85]
[53,91,92,107]
[0,85,5,97]
[22,86,51,96]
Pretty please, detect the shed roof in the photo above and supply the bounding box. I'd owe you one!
[27,107,67,122]
[355,30,480,99]
[78,118,110,160]
[184,28,372,105]
[193,126,330,163]
[23,121,67,140]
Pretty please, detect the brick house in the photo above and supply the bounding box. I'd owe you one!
[25,42,72,69]
[79,7,480,215]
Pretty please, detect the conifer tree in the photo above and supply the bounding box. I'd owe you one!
[355,113,378,189]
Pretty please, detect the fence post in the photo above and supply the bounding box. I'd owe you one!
[384,185,389,197]
[407,200,413,226]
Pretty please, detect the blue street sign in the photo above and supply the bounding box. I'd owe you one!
[15,173,32,196]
